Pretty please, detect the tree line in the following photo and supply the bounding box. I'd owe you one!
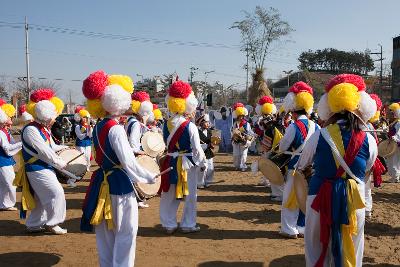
[298,48,375,75]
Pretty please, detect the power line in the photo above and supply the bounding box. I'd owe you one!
[0,20,239,50]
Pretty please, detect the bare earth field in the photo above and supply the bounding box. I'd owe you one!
[0,153,399,267]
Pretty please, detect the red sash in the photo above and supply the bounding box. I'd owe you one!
[159,119,190,194]
[30,121,50,141]
[294,120,308,140]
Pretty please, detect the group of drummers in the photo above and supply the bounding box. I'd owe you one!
[0,71,399,266]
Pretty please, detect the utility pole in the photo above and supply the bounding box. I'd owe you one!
[189,66,198,85]
[245,44,249,101]
[25,16,31,98]
[370,44,385,98]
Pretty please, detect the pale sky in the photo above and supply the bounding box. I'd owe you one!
[0,0,399,103]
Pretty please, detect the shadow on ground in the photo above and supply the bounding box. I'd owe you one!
[197,209,280,224]
[268,254,305,267]
[0,252,61,267]
[198,261,264,267]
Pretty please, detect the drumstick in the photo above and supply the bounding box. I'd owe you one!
[66,152,85,165]
[155,167,173,178]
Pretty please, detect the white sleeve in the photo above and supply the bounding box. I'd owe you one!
[279,123,296,152]
[296,130,320,170]
[22,126,66,168]
[245,122,254,135]
[128,122,142,153]
[0,132,22,156]
[75,125,87,140]
[189,122,205,165]
[392,123,400,143]
[109,125,155,183]
[366,133,378,172]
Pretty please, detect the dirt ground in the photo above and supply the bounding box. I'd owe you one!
[0,153,400,267]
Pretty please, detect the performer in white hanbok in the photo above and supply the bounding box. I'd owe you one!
[80,70,156,267]
[231,103,254,172]
[296,74,378,267]
[0,101,22,211]
[196,114,215,188]
[386,102,400,183]
[14,88,69,234]
[159,80,205,234]
[147,104,163,133]
[279,82,318,239]
[74,106,92,172]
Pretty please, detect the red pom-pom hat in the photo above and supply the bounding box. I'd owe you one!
[82,70,109,100]
[258,96,274,105]
[0,98,6,106]
[232,102,244,110]
[168,81,192,99]
[153,104,158,110]
[19,104,27,115]
[325,74,366,92]
[75,106,85,113]
[132,91,150,102]
[30,88,55,102]
[289,82,313,95]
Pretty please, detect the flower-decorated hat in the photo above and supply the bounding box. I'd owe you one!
[82,70,134,118]
[317,74,376,123]
[131,91,153,117]
[388,102,400,119]
[165,80,198,115]
[283,81,314,114]
[232,102,248,119]
[369,94,382,123]
[255,96,277,115]
[18,104,34,123]
[26,88,64,123]
[152,104,163,121]
[74,105,90,122]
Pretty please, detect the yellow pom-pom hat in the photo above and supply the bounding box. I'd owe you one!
[255,96,277,115]
[317,74,377,123]
[389,102,400,119]
[232,102,248,118]
[0,99,16,124]
[26,88,64,123]
[131,91,153,117]
[283,81,314,114]
[82,70,133,118]
[74,106,91,122]
[152,104,163,120]
[166,80,198,115]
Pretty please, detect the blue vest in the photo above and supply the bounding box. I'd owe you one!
[163,120,193,184]
[287,119,311,169]
[126,117,137,138]
[75,125,92,147]
[21,124,53,172]
[0,130,16,167]
[308,126,370,195]
[92,118,133,195]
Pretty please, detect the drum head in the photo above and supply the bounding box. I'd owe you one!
[136,155,161,198]
[58,148,87,177]
[293,170,308,214]
[141,132,165,158]
[378,139,397,158]
[258,157,284,186]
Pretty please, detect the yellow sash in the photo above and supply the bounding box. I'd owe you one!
[13,151,38,213]
[90,166,121,230]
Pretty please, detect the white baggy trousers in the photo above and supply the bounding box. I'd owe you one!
[232,143,248,169]
[76,145,91,171]
[95,192,138,267]
[281,171,303,235]
[160,166,198,229]
[26,169,66,227]
[305,183,365,267]
[0,166,16,208]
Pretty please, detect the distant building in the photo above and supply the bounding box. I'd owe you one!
[392,36,400,101]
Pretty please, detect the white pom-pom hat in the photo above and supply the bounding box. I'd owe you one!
[131,91,153,117]
[165,80,198,115]
[255,96,277,116]
[232,102,248,119]
[282,81,314,114]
